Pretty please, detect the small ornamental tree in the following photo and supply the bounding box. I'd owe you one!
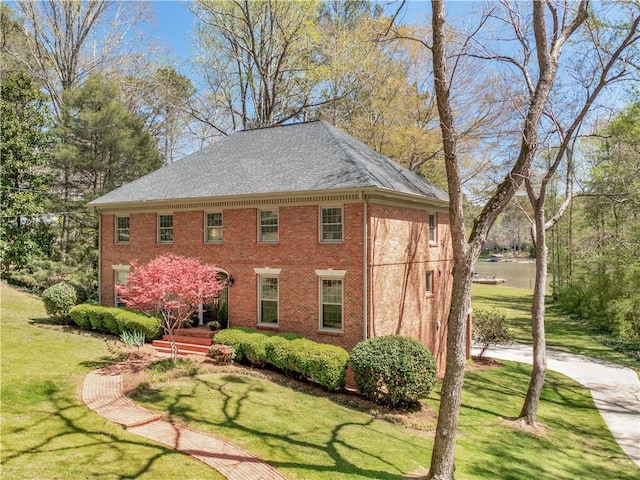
[116,254,223,361]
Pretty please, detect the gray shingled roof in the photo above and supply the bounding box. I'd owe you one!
[89,120,448,207]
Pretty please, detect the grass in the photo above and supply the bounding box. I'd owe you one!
[471,284,640,373]
[132,362,638,479]
[0,284,223,480]
[2,283,638,479]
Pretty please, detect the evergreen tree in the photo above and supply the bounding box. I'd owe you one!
[0,71,54,271]
[51,74,162,285]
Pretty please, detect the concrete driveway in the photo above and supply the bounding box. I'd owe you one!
[474,344,640,468]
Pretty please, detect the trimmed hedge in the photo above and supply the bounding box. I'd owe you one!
[214,328,348,390]
[350,335,437,408]
[69,304,162,340]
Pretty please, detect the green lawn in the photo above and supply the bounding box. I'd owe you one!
[471,284,640,373]
[0,284,222,480]
[2,283,638,479]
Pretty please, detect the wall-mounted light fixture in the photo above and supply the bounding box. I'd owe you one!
[227,275,235,287]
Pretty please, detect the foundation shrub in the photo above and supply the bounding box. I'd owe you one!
[68,304,161,340]
[264,333,302,372]
[350,335,437,408]
[215,328,348,390]
[69,304,92,329]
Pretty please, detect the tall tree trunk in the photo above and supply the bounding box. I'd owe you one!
[519,208,548,424]
[428,258,475,479]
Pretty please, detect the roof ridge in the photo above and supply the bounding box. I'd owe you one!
[241,119,322,133]
[318,121,382,188]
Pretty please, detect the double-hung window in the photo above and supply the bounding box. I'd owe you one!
[205,212,223,243]
[113,265,130,307]
[316,269,346,331]
[320,206,343,242]
[258,276,279,325]
[428,214,437,243]
[116,216,129,243]
[158,214,173,243]
[259,209,278,243]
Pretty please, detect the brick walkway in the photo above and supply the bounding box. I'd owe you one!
[83,370,287,480]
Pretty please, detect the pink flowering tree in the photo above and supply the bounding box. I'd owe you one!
[116,254,224,361]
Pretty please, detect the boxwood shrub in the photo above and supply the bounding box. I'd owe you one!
[349,335,437,408]
[68,304,162,340]
[214,328,348,390]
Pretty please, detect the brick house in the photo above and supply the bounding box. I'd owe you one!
[89,121,453,371]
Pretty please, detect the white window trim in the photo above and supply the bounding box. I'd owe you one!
[115,215,130,244]
[204,211,223,244]
[426,270,434,295]
[428,213,437,244]
[157,213,174,244]
[258,208,279,243]
[112,265,131,307]
[316,269,346,332]
[256,272,279,327]
[319,205,343,243]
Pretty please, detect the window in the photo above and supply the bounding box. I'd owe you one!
[259,209,278,243]
[116,216,129,243]
[158,214,173,243]
[429,214,437,243]
[258,276,278,325]
[426,270,434,294]
[113,266,130,307]
[320,206,343,242]
[205,212,223,243]
[320,278,343,330]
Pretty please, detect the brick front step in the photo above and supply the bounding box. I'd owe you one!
[174,327,216,339]
[163,335,213,346]
[152,340,210,356]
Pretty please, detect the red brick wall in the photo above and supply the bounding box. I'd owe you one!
[367,203,453,373]
[100,204,365,350]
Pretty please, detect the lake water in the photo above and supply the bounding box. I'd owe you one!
[473,260,537,290]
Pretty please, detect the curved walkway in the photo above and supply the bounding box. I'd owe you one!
[83,370,286,480]
[474,344,640,468]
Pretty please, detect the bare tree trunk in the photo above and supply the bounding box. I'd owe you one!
[428,258,475,479]
[519,209,548,424]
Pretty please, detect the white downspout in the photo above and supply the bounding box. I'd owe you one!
[97,212,102,304]
[362,191,368,341]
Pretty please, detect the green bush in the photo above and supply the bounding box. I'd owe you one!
[214,328,251,362]
[215,328,348,390]
[305,343,349,391]
[265,334,300,372]
[472,308,514,357]
[68,304,161,340]
[242,330,273,366]
[68,304,92,329]
[88,308,107,332]
[42,281,79,323]
[350,336,437,408]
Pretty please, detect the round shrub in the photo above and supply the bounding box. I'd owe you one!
[349,335,437,408]
[42,281,78,323]
[472,308,513,357]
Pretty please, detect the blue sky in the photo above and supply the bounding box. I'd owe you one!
[150,0,473,60]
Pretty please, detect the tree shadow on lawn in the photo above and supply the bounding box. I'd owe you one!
[136,373,428,479]
[1,381,203,479]
[459,365,634,478]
